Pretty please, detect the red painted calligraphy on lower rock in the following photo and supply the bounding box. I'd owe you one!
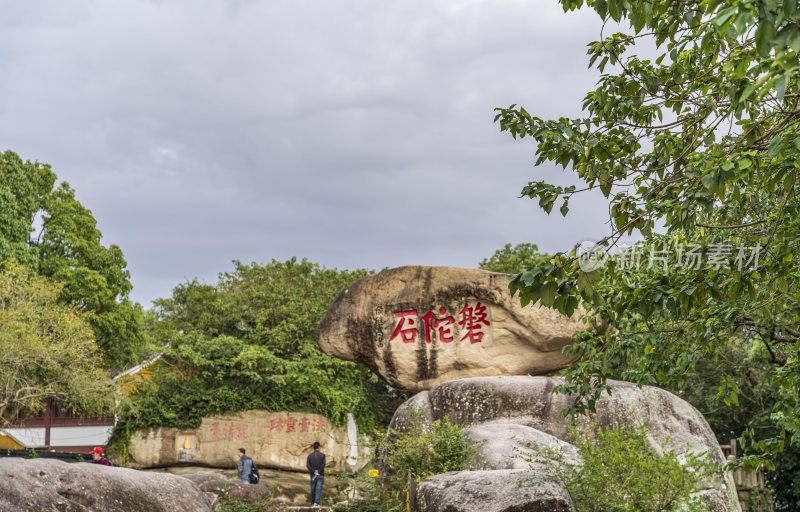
[208,421,251,439]
[268,416,326,434]
[209,422,221,440]
[223,422,235,438]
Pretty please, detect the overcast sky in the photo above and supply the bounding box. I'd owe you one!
[1,0,618,307]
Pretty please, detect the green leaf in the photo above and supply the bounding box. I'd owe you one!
[755,21,777,57]
[783,170,796,191]
[785,0,798,18]
[791,29,800,51]
[776,74,787,102]
[768,135,785,157]
[540,282,559,308]
[733,11,751,35]
[712,6,737,27]
[702,173,715,190]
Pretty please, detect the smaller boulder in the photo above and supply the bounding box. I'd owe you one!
[415,469,574,512]
[463,423,580,471]
[0,458,214,512]
[181,472,274,502]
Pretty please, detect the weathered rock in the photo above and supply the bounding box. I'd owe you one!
[180,472,275,503]
[317,266,599,392]
[393,376,742,512]
[463,423,580,471]
[165,466,345,506]
[0,458,214,512]
[415,469,575,512]
[128,410,369,473]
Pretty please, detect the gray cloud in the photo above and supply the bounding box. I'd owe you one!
[0,0,620,306]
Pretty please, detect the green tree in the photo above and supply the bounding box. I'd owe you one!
[493,0,800,487]
[113,258,406,443]
[659,336,800,508]
[0,150,143,368]
[0,261,113,426]
[479,243,551,274]
[483,241,800,506]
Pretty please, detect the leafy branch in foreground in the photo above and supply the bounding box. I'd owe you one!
[496,0,800,472]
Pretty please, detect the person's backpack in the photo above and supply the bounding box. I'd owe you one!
[249,461,259,484]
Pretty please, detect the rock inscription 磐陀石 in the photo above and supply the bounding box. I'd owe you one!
[317,265,603,392]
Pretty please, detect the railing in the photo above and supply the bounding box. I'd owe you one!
[719,439,774,512]
[407,471,416,512]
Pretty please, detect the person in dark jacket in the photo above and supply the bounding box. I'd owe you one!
[306,441,326,507]
[89,446,111,466]
[238,448,254,484]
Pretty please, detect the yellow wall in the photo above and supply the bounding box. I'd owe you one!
[0,433,24,449]
[116,360,161,395]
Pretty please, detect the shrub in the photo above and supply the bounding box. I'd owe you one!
[214,499,286,512]
[539,421,717,512]
[334,412,474,512]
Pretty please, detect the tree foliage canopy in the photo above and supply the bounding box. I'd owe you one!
[0,150,143,368]
[479,243,551,274]
[0,262,112,426]
[494,0,800,471]
[112,258,405,444]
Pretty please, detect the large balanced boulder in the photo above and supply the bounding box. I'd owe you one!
[317,266,599,392]
[0,458,214,512]
[392,376,742,512]
[128,410,369,472]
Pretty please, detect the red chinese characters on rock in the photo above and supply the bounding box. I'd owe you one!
[389,310,419,343]
[389,303,489,344]
[458,302,490,344]
[207,416,327,439]
[268,416,327,433]
[208,422,249,440]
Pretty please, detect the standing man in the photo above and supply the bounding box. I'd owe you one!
[237,448,254,484]
[306,441,326,507]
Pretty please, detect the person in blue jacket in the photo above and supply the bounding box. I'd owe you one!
[237,448,254,484]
